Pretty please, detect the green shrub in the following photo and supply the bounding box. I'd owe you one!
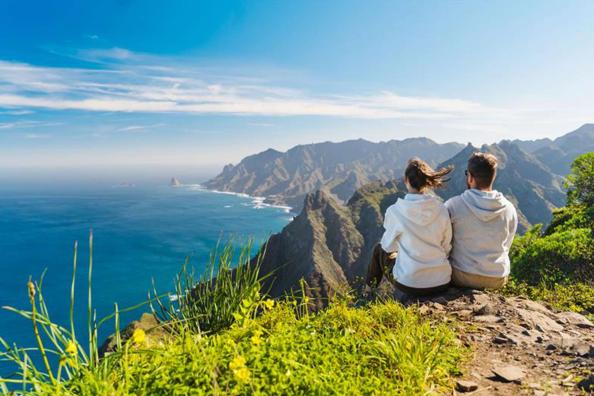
[565,152,594,207]
[510,227,594,285]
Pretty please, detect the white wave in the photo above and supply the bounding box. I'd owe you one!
[199,188,294,213]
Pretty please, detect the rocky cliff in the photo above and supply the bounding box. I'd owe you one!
[257,180,403,305]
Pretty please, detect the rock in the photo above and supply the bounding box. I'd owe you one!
[470,292,491,306]
[555,311,594,329]
[570,342,593,357]
[492,365,526,383]
[475,302,497,315]
[455,309,473,319]
[431,296,449,305]
[519,299,553,315]
[493,336,509,345]
[474,315,503,324]
[515,308,564,332]
[455,379,478,392]
[99,313,167,356]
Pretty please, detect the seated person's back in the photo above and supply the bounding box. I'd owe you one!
[365,158,453,296]
[445,153,518,289]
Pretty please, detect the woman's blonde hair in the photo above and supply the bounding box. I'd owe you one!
[404,158,453,192]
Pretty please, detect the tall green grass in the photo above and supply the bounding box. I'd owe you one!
[149,239,267,334]
[0,233,107,393]
[0,236,270,394]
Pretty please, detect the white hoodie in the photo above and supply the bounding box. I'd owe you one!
[380,194,452,288]
[445,189,518,278]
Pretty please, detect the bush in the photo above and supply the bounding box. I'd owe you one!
[510,227,594,285]
[565,152,594,207]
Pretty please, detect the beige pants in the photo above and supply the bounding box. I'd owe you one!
[451,268,508,289]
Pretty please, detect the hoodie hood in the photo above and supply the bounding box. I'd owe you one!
[394,194,444,226]
[461,189,508,222]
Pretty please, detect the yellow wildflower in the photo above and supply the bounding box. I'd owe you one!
[131,328,146,345]
[250,334,262,346]
[233,366,251,382]
[229,355,246,371]
[262,299,275,310]
[65,340,77,356]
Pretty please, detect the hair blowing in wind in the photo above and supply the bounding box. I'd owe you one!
[404,158,454,191]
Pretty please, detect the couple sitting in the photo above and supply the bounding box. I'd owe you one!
[365,152,518,296]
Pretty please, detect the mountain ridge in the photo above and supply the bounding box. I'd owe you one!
[205,137,463,210]
[206,124,594,216]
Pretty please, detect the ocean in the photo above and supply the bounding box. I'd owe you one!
[0,182,292,375]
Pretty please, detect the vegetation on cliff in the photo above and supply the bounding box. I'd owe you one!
[505,152,594,317]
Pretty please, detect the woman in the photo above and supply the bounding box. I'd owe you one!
[365,158,453,296]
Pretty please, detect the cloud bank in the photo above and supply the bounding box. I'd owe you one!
[0,52,502,121]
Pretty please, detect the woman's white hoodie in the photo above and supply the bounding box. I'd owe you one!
[380,193,452,288]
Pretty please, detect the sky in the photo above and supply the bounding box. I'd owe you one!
[1,0,593,174]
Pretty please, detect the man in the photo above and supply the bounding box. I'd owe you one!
[445,152,518,289]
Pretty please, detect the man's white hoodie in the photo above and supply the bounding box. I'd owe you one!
[380,193,452,288]
[445,189,518,278]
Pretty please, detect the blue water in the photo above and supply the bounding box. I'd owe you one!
[0,183,291,376]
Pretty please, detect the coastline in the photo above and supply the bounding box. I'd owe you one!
[183,184,294,214]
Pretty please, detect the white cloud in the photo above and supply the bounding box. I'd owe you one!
[0,120,62,130]
[0,52,508,122]
[115,123,165,133]
[24,133,51,139]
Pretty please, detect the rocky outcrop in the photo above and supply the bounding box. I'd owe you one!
[257,180,403,306]
[414,289,594,395]
[99,313,168,356]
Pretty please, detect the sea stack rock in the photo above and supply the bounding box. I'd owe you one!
[170,177,181,187]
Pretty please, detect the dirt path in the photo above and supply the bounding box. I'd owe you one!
[411,289,594,395]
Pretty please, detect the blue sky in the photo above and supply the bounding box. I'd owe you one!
[1,0,593,171]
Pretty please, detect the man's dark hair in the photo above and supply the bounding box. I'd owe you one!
[467,152,498,189]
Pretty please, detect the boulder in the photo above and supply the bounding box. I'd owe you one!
[492,365,526,383]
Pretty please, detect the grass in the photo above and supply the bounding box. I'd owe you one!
[150,240,265,334]
[501,280,594,321]
[0,237,466,395]
[45,300,465,395]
